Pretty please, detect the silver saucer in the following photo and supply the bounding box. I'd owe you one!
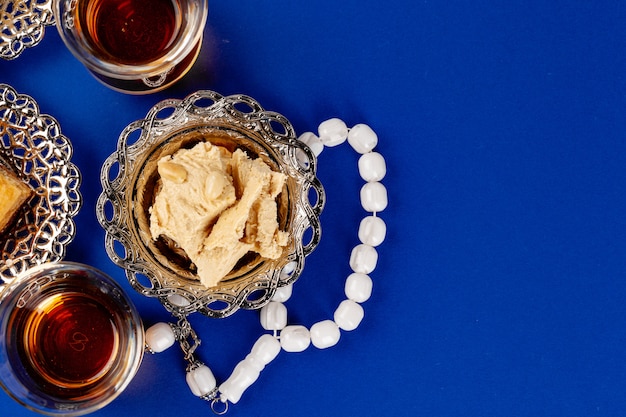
[0,83,82,287]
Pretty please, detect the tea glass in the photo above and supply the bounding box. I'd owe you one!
[53,0,209,94]
[0,262,144,416]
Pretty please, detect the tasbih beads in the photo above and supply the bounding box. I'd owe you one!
[144,118,387,414]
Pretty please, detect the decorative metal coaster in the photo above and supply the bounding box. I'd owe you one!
[0,83,82,287]
[1,0,55,60]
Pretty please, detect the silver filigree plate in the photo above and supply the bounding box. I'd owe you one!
[0,0,55,60]
[97,90,325,318]
[0,83,82,288]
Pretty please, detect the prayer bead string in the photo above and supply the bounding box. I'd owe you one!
[144,118,387,414]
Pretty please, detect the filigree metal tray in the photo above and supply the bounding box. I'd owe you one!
[0,83,82,287]
[0,0,55,60]
[97,90,325,318]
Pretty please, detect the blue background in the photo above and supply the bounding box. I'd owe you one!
[2,1,626,416]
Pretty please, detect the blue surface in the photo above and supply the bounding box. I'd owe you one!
[3,1,626,416]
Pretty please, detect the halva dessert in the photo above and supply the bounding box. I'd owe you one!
[149,141,288,288]
[0,164,32,233]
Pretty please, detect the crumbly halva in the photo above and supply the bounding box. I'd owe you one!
[149,141,288,288]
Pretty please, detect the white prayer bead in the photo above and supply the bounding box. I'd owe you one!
[345,273,373,303]
[360,182,388,212]
[271,283,293,302]
[186,364,217,397]
[260,301,287,331]
[145,322,176,353]
[280,325,311,352]
[298,131,324,156]
[310,320,340,349]
[358,216,387,247]
[358,152,386,182]
[279,261,297,280]
[295,150,311,170]
[349,244,378,274]
[219,360,258,404]
[348,124,378,154]
[318,118,348,147]
[334,300,365,331]
[250,334,282,365]
[219,335,280,404]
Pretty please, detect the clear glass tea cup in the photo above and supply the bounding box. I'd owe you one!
[53,0,209,94]
[0,262,144,416]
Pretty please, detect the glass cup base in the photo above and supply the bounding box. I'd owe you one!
[90,39,203,94]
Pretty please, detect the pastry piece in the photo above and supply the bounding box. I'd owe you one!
[0,165,32,233]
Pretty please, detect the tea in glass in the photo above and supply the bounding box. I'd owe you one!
[0,262,144,416]
[83,0,181,65]
[54,0,208,93]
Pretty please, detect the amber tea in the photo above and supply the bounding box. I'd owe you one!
[8,290,119,399]
[80,0,181,65]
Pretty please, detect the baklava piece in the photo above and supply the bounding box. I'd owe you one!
[0,165,32,233]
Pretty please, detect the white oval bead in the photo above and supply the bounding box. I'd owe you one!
[186,364,217,397]
[259,301,288,331]
[318,118,348,147]
[358,216,387,247]
[219,359,259,404]
[349,244,378,274]
[334,300,365,331]
[280,325,311,352]
[348,124,378,154]
[345,273,373,303]
[358,152,386,182]
[271,283,293,302]
[145,322,176,353]
[360,182,388,212]
[250,334,281,365]
[310,320,340,349]
[295,149,311,170]
[279,261,298,280]
[298,131,324,156]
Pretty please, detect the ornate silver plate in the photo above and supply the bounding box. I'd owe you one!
[0,0,55,60]
[97,91,325,318]
[0,83,82,287]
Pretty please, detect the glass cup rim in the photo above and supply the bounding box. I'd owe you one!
[53,0,209,79]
